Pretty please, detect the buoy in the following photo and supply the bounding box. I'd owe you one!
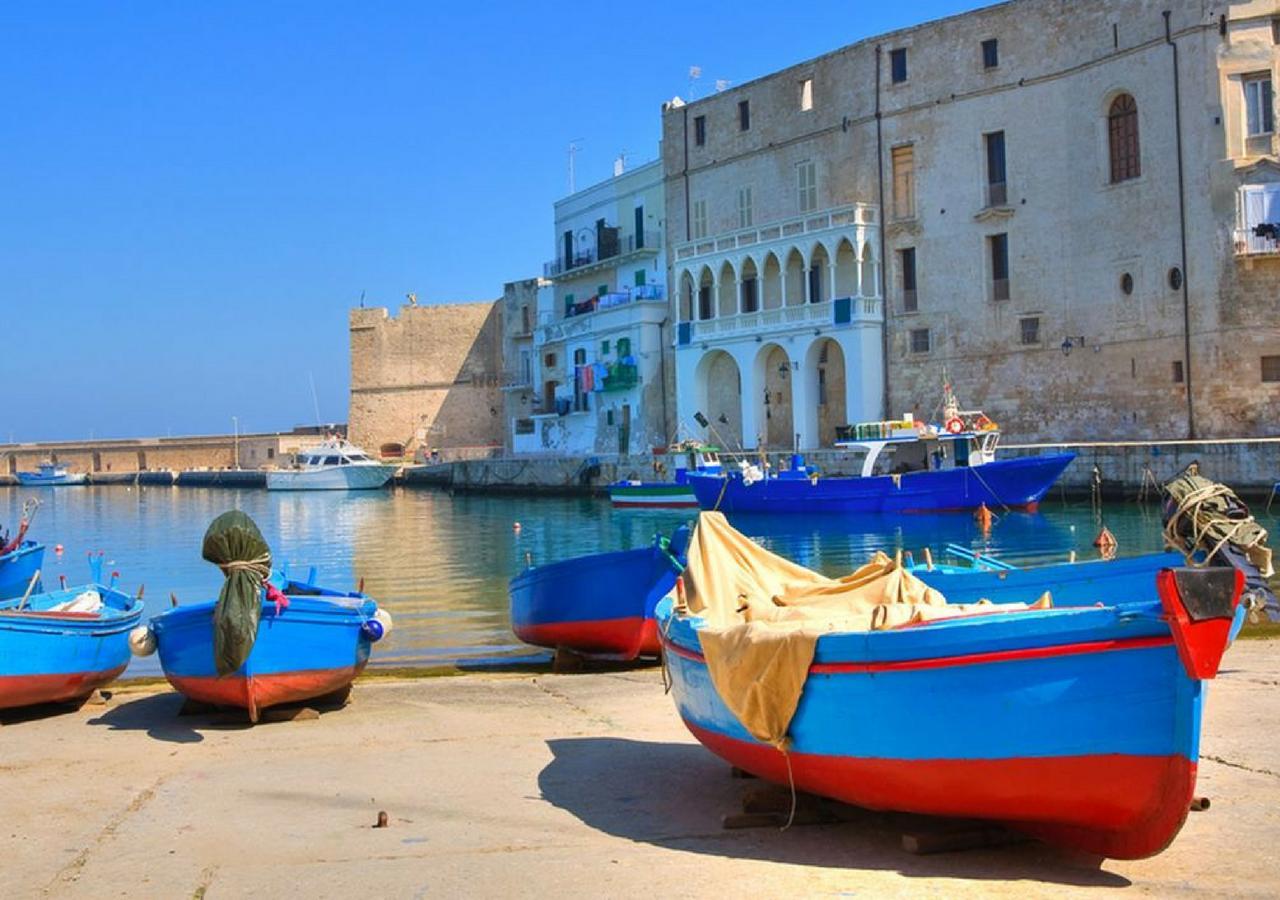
[128,626,157,657]
[373,607,394,637]
[1093,525,1118,560]
[513,522,522,532]
[54,544,64,555]
[975,503,993,535]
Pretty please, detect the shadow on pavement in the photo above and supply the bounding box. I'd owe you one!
[538,737,1132,887]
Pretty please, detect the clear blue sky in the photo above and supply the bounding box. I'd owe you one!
[0,0,988,442]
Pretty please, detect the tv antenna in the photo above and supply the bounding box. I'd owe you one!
[688,65,702,100]
[567,139,584,193]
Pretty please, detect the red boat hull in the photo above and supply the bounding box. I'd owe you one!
[684,719,1195,860]
[0,664,128,710]
[514,617,659,658]
[166,663,366,722]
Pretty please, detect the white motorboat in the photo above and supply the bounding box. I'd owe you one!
[265,440,398,491]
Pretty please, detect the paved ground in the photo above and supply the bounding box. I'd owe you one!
[3,642,1279,899]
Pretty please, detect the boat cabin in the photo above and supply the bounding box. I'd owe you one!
[834,431,1001,478]
[292,442,375,469]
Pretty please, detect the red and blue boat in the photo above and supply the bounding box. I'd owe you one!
[510,527,689,659]
[1,583,144,710]
[139,573,391,722]
[659,557,1243,859]
[0,541,45,602]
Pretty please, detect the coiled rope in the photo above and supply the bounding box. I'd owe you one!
[1163,477,1271,572]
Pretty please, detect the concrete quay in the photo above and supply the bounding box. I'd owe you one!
[3,642,1279,899]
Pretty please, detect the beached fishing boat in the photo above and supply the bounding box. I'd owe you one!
[133,511,392,721]
[1,583,143,710]
[608,444,722,510]
[0,541,44,601]
[265,439,398,491]
[15,461,87,486]
[509,526,689,658]
[658,511,1244,859]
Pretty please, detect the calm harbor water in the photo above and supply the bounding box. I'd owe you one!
[5,485,1277,678]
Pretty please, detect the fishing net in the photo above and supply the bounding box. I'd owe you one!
[1163,466,1278,622]
[203,511,272,675]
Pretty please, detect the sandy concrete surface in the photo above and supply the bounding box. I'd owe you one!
[3,642,1278,899]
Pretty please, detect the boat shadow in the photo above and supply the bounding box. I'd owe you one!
[538,737,1132,887]
[85,691,256,744]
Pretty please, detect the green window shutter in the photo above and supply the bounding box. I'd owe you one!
[634,269,646,286]
[617,338,631,357]
[598,284,608,296]
[601,340,610,355]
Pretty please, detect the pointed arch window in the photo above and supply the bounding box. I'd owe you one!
[1108,94,1140,183]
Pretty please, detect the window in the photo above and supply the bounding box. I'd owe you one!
[890,48,908,84]
[1172,360,1185,383]
[1245,75,1274,137]
[1120,272,1134,295]
[634,268,645,287]
[1019,316,1040,345]
[1108,94,1141,182]
[909,328,930,353]
[520,305,530,333]
[982,38,999,70]
[694,114,706,146]
[985,131,1007,206]
[692,199,708,239]
[741,277,758,313]
[989,233,1010,300]
[698,285,713,319]
[738,100,750,131]
[818,367,827,405]
[521,350,532,384]
[617,338,631,358]
[899,247,917,312]
[738,186,753,228]
[800,78,814,111]
[597,284,608,297]
[601,340,610,355]
[807,264,822,303]
[891,145,915,219]
[544,352,556,368]
[1263,355,1280,382]
[797,161,817,213]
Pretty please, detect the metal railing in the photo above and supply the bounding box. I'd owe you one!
[542,229,662,278]
[673,204,877,261]
[1234,227,1280,256]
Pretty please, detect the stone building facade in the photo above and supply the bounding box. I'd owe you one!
[499,277,547,452]
[662,0,1280,444]
[348,300,504,458]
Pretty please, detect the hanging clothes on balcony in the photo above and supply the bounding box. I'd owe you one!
[592,362,608,392]
[578,365,594,393]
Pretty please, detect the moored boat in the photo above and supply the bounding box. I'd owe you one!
[0,541,44,601]
[658,511,1244,859]
[15,461,87,486]
[265,439,398,491]
[1,583,143,710]
[608,444,722,510]
[509,526,689,658]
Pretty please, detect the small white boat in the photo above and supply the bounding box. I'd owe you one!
[265,440,398,491]
[15,461,87,487]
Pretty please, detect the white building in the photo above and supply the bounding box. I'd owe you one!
[512,157,670,455]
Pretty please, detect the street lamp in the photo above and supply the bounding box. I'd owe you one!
[1060,336,1086,357]
[232,416,240,470]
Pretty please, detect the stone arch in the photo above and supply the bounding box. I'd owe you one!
[834,237,858,298]
[859,242,878,298]
[762,251,783,310]
[808,242,832,304]
[754,342,795,449]
[784,247,806,306]
[677,268,695,321]
[717,259,737,317]
[697,264,715,320]
[803,337,847,447]
[739,256,760,313]
[694,349,743,447]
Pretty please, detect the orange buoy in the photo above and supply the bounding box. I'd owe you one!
[54,544,64,554]
[975,502,993,536]
[1093,525,1118,560]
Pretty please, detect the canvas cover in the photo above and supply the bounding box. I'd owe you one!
[203,511,272,676]
[676,512,1047,747]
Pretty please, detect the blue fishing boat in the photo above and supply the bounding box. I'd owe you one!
[138,572,391,722]
[510,526,689,658]
[15,461,87,486]
[658,512,1244,859]
[0,541,44,602]
[1,583,143,710]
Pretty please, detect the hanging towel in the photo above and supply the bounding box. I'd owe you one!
[593,362,608,391]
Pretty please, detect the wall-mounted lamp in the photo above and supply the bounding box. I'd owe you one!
[1060,336,1086,357]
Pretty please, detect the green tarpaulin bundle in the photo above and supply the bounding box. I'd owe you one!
[203,510,272,676]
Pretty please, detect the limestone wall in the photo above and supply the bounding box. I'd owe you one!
[349,301,504,455]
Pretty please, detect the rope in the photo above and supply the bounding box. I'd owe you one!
[712,475,731,512]
[969,465,1012,514]
[218,554,271,581]
[1163,481,1269,568]
[780,742,798,831]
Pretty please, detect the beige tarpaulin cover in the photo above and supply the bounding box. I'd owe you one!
[675,512,1048,747]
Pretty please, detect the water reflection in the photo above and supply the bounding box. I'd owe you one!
[3,486,1273,675]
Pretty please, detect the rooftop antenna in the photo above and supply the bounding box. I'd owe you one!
[359,289,366,308]
[688,65,702,100]
[715,79,732,93]
[567,139,583,193]
[613,150,627,177]
[308,371,323,429]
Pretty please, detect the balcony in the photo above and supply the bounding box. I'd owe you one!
[673,204,876,263]
[1235,226,1280,257]
[678,297,883,347]
[543,229,662,279]
[536,285,666,345]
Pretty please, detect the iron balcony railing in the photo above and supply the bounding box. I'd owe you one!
[1234,227,1280,256]
[543,229,663,278]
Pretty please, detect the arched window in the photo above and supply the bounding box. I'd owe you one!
[1108,94,1140,183]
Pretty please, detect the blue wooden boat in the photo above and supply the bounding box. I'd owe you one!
[659,560,1243,859]
[1,584,143,710]
[510,527,689,658]
[15,461,87,486]
[0,541,45,601]
[137,572,390,722]
[687,433,1075,513]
